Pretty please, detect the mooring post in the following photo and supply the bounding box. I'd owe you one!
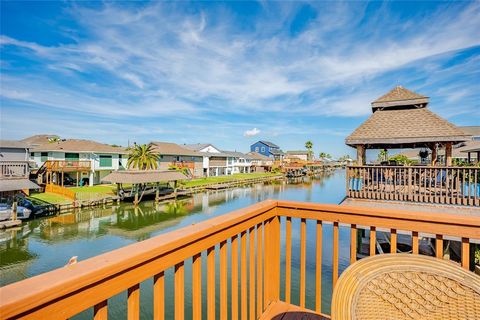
[116,183,120,204]
[11,201,17,221]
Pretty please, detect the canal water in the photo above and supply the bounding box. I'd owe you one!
[0,169,351,318]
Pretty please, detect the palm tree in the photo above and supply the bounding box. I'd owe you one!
[127,143,160,170]
[319,152,331,159]
[305,141,313,160]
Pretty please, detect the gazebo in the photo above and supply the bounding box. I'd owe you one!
[344,86,478,206]
[345,86,471,166]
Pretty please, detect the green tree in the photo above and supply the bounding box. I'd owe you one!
[127,143,160,170]
[305,141,313,160]
[377,149,388,163]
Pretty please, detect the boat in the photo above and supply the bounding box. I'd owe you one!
[0,204,32,221]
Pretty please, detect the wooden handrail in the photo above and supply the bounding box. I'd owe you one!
[0,200,479,319]
[44,160,91,171]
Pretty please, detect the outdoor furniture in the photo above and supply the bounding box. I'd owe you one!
[331,254,480,320]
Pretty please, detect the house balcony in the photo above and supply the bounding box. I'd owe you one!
[346,165,480,206]
[44,160,92,172]
[0,200,478,319]
[170,161,196,170]
[0,161,29,179]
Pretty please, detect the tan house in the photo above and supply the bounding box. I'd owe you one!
[30,139,128,186]
[150,142,204,178]
[285,150,310,162]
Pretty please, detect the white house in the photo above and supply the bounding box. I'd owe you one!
[183,143,231,176]
[30,139,128,186]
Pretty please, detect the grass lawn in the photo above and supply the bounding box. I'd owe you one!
[181,172,279,188]
[29,192,72,205]
[70,185,117,195]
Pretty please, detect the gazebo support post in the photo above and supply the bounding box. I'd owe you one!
[467,152,471,164]
[155,183,159,203]
[477,151,480,164]
[445,142,453,167]
[356,145,366,165]
[430,144,437,166]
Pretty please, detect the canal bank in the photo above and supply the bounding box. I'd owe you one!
[0,170,345,317]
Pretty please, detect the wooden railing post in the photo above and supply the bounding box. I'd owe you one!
[264,213,280,306]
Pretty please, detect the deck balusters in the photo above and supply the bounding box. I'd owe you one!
[128,284,140,320]
[285,217,292,303]
[207,247,215,320]
[93,300,108,320]
[315,221,323,313]
[154,272,165,320]
[299,218,307,308]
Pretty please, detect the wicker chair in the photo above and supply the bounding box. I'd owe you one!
[331,254,480,320]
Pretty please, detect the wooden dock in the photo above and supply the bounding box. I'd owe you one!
[0,219,22,229]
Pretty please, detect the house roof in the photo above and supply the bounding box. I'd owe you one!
[101,170,188,184]
[0,140,29,149]
[371,86,429,110]
[247,152,272,161]
[183,143,215,152]
[21,134,60,146]
[221,151,253,159]
[460,141,480,153]
[151,142,202,157]
[258,141,279,148]
[345,108,470,147]
[286,150,309,155]
[269,149,285,155]
[0,179,41,192]
[31,139,128,154]
[460,126,480,137]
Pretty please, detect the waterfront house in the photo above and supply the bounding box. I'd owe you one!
[247,151,274,172]
[150,142,204,178]
[250,140,285,161]
[344,86,477,206]
[30,139,128,186]
[0,140,40,196]
[183,143,232,176]
[222,151,253,174]
[285,150,310,162]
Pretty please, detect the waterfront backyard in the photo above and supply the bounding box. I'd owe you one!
[1,171,347,318]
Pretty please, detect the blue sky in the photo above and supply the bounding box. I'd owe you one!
[1,1,479,157]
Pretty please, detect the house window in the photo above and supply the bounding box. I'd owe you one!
[261,146,265,152]
[255,147,259,152]
[30,152,34,157]
[41,152,48,162]
[99,155,112,167]
[65,153,80,161]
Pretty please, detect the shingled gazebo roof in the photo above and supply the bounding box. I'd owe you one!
[345,86,471,149]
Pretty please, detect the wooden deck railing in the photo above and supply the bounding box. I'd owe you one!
[0,200,479,319]
[0,161,29,179]
[170,161,195,169]
[45,183,76,200]
[347,165,480,206]
[44,160,91,171]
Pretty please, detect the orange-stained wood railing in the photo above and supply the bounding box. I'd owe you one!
[44,160,91,171]
[45,183,76,200]
[346,165,480,206]
[0,200,479,320]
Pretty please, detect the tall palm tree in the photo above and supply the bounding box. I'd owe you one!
[127,143,160,170]
[305,141,313,160]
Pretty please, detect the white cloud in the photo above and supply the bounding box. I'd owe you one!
[243,128,261,137]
